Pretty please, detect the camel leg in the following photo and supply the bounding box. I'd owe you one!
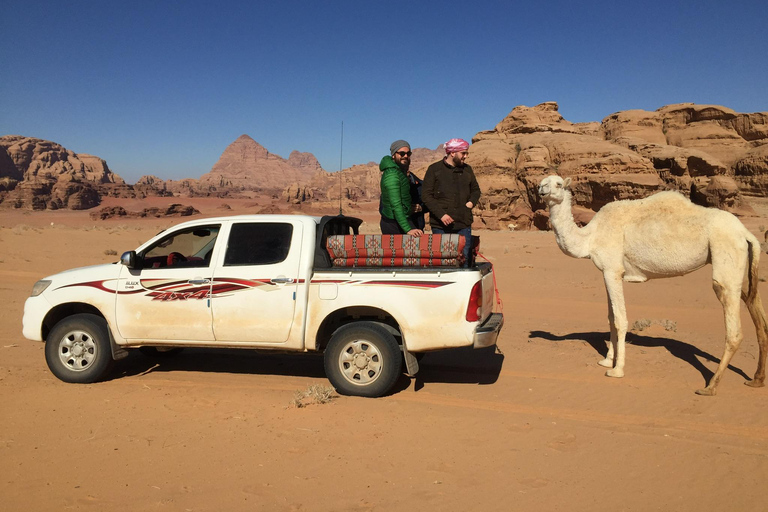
[696,280,743,396]
[603,272,627,378]
[599,287,618,368]
[744,290,768,388]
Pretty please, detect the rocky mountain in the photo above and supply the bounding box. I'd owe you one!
[0,133,325,209]
[468,102,768,229]
[3,102,767,226]
[283,146,445,205]
[198,135,322,193]
[0,135,128,210]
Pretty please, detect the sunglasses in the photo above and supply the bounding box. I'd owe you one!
[395,151,412,157]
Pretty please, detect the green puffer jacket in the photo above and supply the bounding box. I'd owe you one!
[379,155,413,233]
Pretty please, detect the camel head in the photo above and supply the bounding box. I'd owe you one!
[538,175,571,206]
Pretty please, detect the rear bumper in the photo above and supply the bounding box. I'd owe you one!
[473,313,503,348]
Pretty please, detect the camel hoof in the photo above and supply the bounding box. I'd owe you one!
[605,369,624,378]
[695,387,716,396]
[597,358,613,368]
[744,379,765,388]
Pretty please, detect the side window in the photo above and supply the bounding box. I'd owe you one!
[224,223,293,266]
[142,225,220,269]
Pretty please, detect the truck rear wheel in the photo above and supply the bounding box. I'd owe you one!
[45,314,114,383]
[324,322,402,397]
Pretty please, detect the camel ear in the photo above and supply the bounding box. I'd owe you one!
[563,177,571,188]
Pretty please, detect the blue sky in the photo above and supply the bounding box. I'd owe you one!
[1,0,766,183]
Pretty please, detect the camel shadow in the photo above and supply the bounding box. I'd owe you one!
[529,330,751,383]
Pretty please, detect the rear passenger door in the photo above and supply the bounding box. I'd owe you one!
[210,221,302,343]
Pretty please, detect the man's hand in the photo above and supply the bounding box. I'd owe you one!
[466,201,474,208]
[440,214,454,225]
[407,229,424,237]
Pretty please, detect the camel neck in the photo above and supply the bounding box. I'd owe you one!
[549,190,592,259]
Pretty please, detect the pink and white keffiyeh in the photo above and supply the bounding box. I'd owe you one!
[444,138,469,154]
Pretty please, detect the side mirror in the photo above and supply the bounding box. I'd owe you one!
[120,251,139,269]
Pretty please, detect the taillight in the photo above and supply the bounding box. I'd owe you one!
[466,281,483,322]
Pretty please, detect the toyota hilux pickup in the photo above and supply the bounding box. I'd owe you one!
[22,214,503,397]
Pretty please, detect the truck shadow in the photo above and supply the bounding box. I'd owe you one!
[112,346,505,395]
[528,330,751,384]
[114,348,327,380]
[405,345,505,393]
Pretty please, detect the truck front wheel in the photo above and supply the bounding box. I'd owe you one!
[45,314,114,383]
[324,322,402,397]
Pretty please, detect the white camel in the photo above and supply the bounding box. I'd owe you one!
[538,175,768,395]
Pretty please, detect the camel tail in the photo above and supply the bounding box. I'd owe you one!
[742,236,762,304]
[743,236,768,388]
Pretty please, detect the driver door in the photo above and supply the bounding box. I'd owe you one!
[115,225,220,341]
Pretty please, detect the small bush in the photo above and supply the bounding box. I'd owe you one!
[632,318,677,333]
[12,224,37,234]
[290,384,336,408]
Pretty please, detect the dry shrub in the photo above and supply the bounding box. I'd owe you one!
[631,318,677,333]
[290,384,336,408]
[12,224,41,234]
[104,249,118,256]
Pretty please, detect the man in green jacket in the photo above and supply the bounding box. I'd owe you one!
[379,140,424,236]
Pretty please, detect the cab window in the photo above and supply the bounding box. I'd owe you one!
[142,225,220,269]
[224,223,293,266]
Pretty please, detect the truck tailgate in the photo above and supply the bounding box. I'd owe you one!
[479,263,497,321]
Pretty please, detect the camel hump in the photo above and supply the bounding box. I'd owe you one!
[639,190,692,207]
[598,190,696,218]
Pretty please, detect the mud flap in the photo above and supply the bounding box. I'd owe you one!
[108,328,130,361]
[402,345,419,377]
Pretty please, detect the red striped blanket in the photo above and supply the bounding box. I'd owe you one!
[326,234,465,267]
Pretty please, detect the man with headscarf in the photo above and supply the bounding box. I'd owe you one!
[379,139,424,236]
[422,138,481,266]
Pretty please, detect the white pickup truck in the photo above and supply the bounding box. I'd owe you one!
[22,214,503,397]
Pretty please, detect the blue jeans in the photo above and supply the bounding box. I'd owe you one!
[432,227,472,267]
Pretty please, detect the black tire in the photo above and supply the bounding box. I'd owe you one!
[324,322,402,398]
[138,346,185,357]
[45,314,114,383]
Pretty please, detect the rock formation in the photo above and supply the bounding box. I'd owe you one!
[199,135,322,193]
[467,102,767,229]
[282,146,445,205]
[3,102,766,224]
[0,135,127,210]
[89,203,200,220]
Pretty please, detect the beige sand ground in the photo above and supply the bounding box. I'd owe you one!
[2,197,768,512]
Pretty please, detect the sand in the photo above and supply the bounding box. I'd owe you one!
[1,198,768,511]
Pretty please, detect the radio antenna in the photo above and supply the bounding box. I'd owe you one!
[338,121,344,215]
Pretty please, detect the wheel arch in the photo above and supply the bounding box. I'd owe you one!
[42,302,106,342]
[314,306,403,352]
[43,303,128,361]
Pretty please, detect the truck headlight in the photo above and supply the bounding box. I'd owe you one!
[30,280,51,297]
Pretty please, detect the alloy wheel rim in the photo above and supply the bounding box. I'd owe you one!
[58,330,97,372]
[338,339,382,385]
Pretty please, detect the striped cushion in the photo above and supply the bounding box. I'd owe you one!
[326,234,465,267]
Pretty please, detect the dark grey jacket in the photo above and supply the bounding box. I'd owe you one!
[422,159,481,231]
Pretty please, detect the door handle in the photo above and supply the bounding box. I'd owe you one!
[270,277,294,284]
[188,279,211,285]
